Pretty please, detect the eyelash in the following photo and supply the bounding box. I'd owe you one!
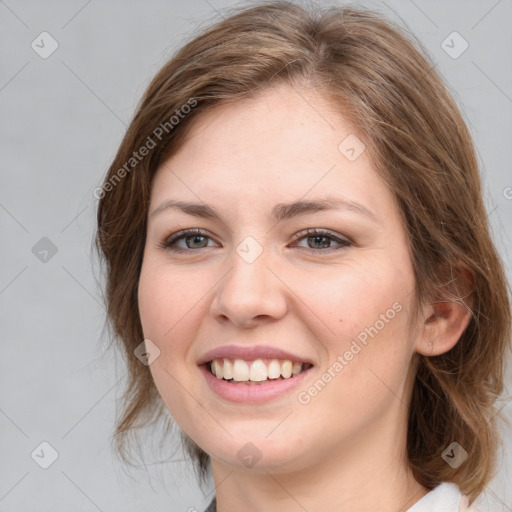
[158,228,352,254]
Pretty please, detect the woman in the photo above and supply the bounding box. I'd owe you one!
[95,2,511,511]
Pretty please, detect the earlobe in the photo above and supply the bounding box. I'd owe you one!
[416,263,475,357]
[416,300,473,356]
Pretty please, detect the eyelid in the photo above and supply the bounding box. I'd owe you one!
[159,227,352,253]
[160,228,218,249]
[291,227,352,244]
[290,228,352,252]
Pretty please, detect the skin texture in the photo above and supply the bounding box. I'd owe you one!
[138,83,472,512]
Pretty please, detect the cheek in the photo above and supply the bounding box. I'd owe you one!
[297,258,409,337]
[137,261,204,425]
[138,259,208,341]
[137,258,215,406]
[137,268,169,341]
[297,258,415,395]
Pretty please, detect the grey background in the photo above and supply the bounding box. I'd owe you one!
[1,0,511,510]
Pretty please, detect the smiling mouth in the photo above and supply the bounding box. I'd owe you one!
[206,358,314,385]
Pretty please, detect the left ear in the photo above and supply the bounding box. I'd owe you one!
[415,265,474,356]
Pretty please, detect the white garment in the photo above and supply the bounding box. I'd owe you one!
[406,482,480,512]
[203,482,481,512]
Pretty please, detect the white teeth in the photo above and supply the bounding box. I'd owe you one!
[212,359,222,378]
[249,359,267,381]
[267,359,281,379]
[232,359,250,381]
[209,358,308,382]
[281,360,292,378]
[222,358,233,379]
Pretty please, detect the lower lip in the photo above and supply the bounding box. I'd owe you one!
[199,364,313,403]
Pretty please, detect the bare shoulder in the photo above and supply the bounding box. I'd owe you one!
[459,495,481,512]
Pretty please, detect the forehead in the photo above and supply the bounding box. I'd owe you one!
[150,83,396,220]
[172,83,354,166]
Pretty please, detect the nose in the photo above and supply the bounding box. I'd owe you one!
[209,244,288,329]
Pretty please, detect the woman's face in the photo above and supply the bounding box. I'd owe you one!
[138,83,423,473]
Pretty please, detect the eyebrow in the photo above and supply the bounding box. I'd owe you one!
[150,196,379,224]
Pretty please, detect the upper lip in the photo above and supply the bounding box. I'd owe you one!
[197,345,314,366]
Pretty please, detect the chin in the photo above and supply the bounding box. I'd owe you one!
[201,433,314,474]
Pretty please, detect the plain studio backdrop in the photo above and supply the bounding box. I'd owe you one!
[1,0,511,511]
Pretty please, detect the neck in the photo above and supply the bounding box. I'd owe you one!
[209,410,429,512]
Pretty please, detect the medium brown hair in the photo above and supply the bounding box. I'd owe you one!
[95,1,511,501]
